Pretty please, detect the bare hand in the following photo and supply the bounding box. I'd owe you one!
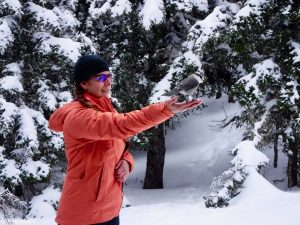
[165,96,202,114]
[115,160,130,182]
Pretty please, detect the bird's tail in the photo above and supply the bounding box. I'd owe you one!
[161,88,180,96]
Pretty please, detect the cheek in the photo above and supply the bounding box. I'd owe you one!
[90,82,103,90]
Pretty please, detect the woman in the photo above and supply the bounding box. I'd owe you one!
[49,55,202,225]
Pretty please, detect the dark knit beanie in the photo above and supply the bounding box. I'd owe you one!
[73,55,109,85]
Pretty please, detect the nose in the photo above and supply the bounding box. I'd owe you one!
[105,76,112,85]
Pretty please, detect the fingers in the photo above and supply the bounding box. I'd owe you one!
[115,160,130,182]
[115,170,128,182]
[115,168,126,181]
[185,99,202,107]
[183,99,202,110]
[115,160,122,170]
[165,96,178,105]
[176,99,202,112]
[166,97,203,114]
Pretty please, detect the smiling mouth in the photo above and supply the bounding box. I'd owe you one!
[101,88,110,93]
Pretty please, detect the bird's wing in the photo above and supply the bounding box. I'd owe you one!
[179,77,199,89]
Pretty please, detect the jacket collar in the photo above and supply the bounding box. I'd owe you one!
[83,93,115,112]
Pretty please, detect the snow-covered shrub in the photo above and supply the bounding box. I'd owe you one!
[0,188,27,221]
[26,186,60,219]
[204,139,269,207]
[204,167,247,207]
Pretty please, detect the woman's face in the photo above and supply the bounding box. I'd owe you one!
[80,71,112,98]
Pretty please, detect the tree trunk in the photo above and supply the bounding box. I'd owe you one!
[143,124,166,189]
[274,135,278,168]
[273,121,279,168]
[228,94,235,103]
[287,138,299,188]
[227,84,235,103]
[291,145,298,187]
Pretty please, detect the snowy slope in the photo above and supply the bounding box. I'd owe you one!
[125,95,244,206]
[121,168,300,225]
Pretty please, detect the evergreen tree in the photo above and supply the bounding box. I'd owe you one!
[0,0,91,218]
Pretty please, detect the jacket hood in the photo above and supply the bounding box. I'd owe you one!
[49,101,83,132]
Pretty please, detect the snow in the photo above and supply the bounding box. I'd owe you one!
[37,80,57,111]
[6,96,300,225]
[57,91,73,106]
[237,59,281,98]
[89,0,132,18]
[149,69,173,103]
[2,62,22,77]
[253,59,281,80]
[33,32,81,63]
[21,158,50,180]
[170,0,208,12]
[0,0,22,16]
[217,0,240,15]
[234,0,268,22]
[52,7,80,31]
[89,1,110,19]
[0,75,23,92]
[0,17,14,54]
[260,144,289,190]
[290,41,300,64]
[17,106,39,154]
[0,146,21,184]
[27,2,60,29]
[0,98,19,134]
[75,32,97,53]
[231,140,269,168]
[284,81,299,104]
[27,187,60,219]
[188,6,231,51]
[182,51,203,69]
[110,0,132,17]
[140,0,164,30]
[0,62,23,92]
[63,0,79,11]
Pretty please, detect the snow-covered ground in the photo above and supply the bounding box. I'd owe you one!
[3,96,300,225]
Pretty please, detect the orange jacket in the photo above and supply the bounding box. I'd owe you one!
[49,94,174,225]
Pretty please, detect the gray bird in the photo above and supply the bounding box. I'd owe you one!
[162,74,202,96]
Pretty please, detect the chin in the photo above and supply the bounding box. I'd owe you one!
[100,91,110,97]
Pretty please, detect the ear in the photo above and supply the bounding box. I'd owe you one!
[80,81,88,90]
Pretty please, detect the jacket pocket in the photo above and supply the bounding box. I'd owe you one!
[95,164,107,202]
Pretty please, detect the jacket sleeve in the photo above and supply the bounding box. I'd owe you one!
[122,150,134,173]
[63,102,174,141]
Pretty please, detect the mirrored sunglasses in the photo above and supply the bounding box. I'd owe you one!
[95,73,112,82]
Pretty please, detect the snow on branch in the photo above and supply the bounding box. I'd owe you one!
[89,0,132,19]
[169,0,208,12]
[26,2,60,31]
[234,0,268,23]
[26,186,61,219]
[140,0,164,30]
[0,17,15,55]
[33,32,81,63]
[290,41,300,65]
[0,0,22,16]
[0,188,27,222]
